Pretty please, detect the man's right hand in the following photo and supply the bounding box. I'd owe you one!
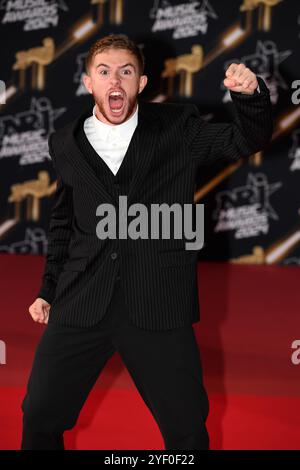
[28,298,51,324]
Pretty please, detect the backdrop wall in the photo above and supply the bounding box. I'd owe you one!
[0,0,299,265]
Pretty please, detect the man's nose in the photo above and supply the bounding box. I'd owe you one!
[110,72,121,85]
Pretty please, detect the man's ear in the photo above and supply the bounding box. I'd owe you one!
[83,74,93,94]
[138,75,148,94]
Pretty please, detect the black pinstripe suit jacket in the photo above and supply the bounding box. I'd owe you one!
[37,76,272,330]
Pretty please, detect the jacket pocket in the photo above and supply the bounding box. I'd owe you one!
[158,250,197,267]
[62,257,88,271]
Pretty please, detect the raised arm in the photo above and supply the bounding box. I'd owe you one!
[183,65,273,165]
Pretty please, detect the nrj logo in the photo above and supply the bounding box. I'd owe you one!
[96,196,204,250]
[222,40,292,105]
[74,52,89,97]
[0,97,65,165]
[213,173,282,239]
[0,228,48,254]
[150,0,217,39]
[0,0,68,31]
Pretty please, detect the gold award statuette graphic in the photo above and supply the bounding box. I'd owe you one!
[230,246,265,264]
[240,0,282,32]
[91,0,124,25]
[13,38,55,91]
[8,172,57,221]
[91,0,106,25]
[162,45,203,98]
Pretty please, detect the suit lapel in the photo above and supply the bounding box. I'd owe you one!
[127,100,160,205]
[61,99,160,205]
[62,107,115,204]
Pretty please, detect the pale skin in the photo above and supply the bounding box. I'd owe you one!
[223,62,258,94]
[28,52,257,324]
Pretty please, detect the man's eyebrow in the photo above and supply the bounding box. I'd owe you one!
[96,62,136,70]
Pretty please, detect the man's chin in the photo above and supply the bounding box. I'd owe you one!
[108,109,127,123]
[105,105,133,124]
[96,100,137,125]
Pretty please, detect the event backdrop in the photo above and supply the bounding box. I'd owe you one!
[0,0,299,265]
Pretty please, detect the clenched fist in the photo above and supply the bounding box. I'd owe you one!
[28,298,51,324]
[224,63,258,95]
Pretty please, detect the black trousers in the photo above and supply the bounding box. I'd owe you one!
[21,279,209,450]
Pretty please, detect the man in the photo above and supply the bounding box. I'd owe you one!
[21,34,272,450]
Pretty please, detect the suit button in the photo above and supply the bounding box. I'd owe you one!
[116,275,121,280]
[111,252,118,260]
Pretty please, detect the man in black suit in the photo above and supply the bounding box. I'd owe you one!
[21,34,272,450]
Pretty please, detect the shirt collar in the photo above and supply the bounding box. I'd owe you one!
[92,103,138,141]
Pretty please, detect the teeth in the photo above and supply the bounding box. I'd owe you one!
[110,91,122,97]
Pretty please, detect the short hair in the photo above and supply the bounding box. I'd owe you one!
[85,34,145,75]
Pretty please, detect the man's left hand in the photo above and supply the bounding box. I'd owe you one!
[223,63,258,95]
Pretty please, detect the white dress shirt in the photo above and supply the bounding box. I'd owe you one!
[83,104,138,175]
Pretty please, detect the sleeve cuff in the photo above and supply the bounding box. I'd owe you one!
[37,282,57,305]
[230,76,269,99]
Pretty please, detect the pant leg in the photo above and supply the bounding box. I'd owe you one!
[112,296,209,450]
[20,292,122,450]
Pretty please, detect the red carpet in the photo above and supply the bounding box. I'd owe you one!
[0,254,300,449]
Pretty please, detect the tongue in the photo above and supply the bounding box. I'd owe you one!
[109,97,123,110]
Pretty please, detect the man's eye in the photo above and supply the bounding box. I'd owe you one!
[122,69,131,75]
[99,70,108,75]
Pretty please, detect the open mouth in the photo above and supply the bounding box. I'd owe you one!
[108,90,125,114]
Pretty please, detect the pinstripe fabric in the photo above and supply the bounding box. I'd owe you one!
[37,76,272,330]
